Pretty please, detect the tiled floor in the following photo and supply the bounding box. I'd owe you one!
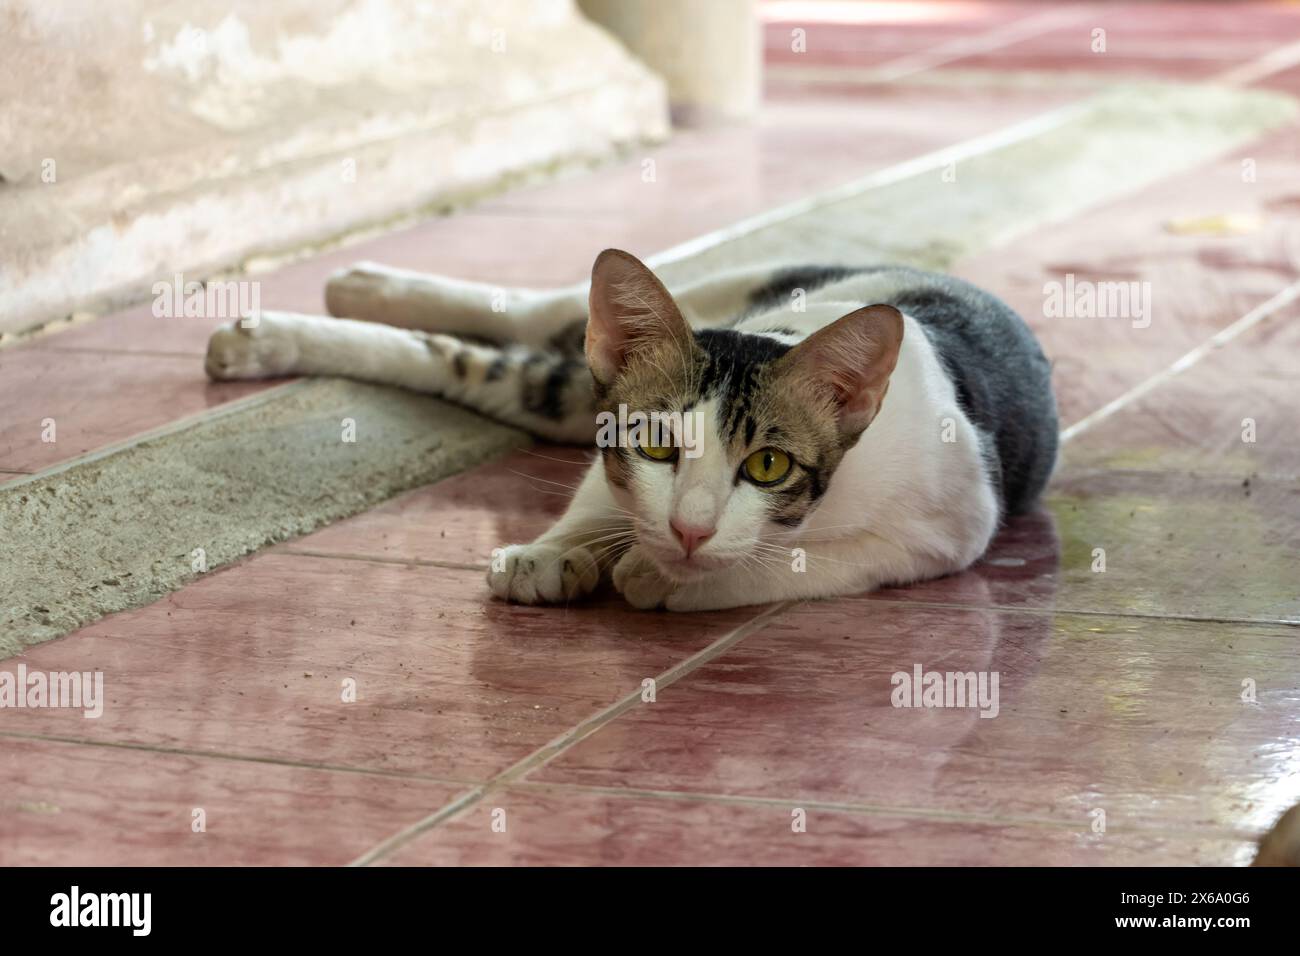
[3,1,1300,865]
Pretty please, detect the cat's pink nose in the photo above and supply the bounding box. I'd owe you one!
[670,518,716,558]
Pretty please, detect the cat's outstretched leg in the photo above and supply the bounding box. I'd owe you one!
[205,310,596,443]
[487,462,631,605]
[323,259,793,344]
[325,262,589,348]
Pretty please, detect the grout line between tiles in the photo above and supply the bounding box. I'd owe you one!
[1059,281,1300,444]
[506,780,1264,842]
[1058,464,1300,483]
[0,729,479,788]
[822,6,1096,86]
[347,600,795,866]
[277,547,486,572]
[0,732,1260,845]
[860,597,1299,630]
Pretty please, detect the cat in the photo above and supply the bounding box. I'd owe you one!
[206,249,1058,611]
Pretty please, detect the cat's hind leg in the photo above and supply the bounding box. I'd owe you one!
[325,262,588,349]
[323,259,806,345]
[205,311,597,443]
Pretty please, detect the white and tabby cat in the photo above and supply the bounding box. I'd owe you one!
[206,250,1058,611]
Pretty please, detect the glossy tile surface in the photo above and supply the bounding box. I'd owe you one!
[532,601,1300,842]
[1062,312,1300,479]
[382,785,1255,866]
[764,2,1300,82]
[0,737,460,866]
[1,553,758,780]
[872,472,1300,624]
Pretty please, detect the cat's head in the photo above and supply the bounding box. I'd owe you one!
[586,249,904,582]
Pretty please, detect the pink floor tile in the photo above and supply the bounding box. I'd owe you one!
[284,446,590,566]
[0,736,459,865]
[954,125,1300,429]
[22,301,255,357]
[530,601,1300,839]
[1258,60,1300,97]
[874,472,1300,623]
[2,553,762,780]
[378,784,1253,865]
[1062,312,1300,479]
[765,1,1300,82]
[0,348,275,472]
[763,4,1046,69]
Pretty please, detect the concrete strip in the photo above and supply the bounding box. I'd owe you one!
[649,82,1297,285]
[1,80,1294,659]
[0,381,526,658]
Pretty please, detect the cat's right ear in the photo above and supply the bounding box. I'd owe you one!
[777,303,904,437]
[586,249,690,387]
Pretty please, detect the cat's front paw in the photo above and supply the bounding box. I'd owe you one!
[612,547,676,610]
[487,542,600,605]
[204,314,300,380]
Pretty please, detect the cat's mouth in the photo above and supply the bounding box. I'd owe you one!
[642,543,737,581]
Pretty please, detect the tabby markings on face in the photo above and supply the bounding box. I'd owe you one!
[599,327,852,529]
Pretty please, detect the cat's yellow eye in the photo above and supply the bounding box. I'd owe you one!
[637,441,678,462]
[743,448,792,485]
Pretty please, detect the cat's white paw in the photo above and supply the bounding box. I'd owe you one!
[612,547,676,610]
[204,315,299,380]
[487,542,600,605]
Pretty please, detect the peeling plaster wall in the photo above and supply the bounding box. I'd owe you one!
[0,0,669,334]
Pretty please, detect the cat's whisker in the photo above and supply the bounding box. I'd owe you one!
[505,469,584,494]
[516,448,597,467]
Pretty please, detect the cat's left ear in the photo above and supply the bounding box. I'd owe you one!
[778,304,904,436]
